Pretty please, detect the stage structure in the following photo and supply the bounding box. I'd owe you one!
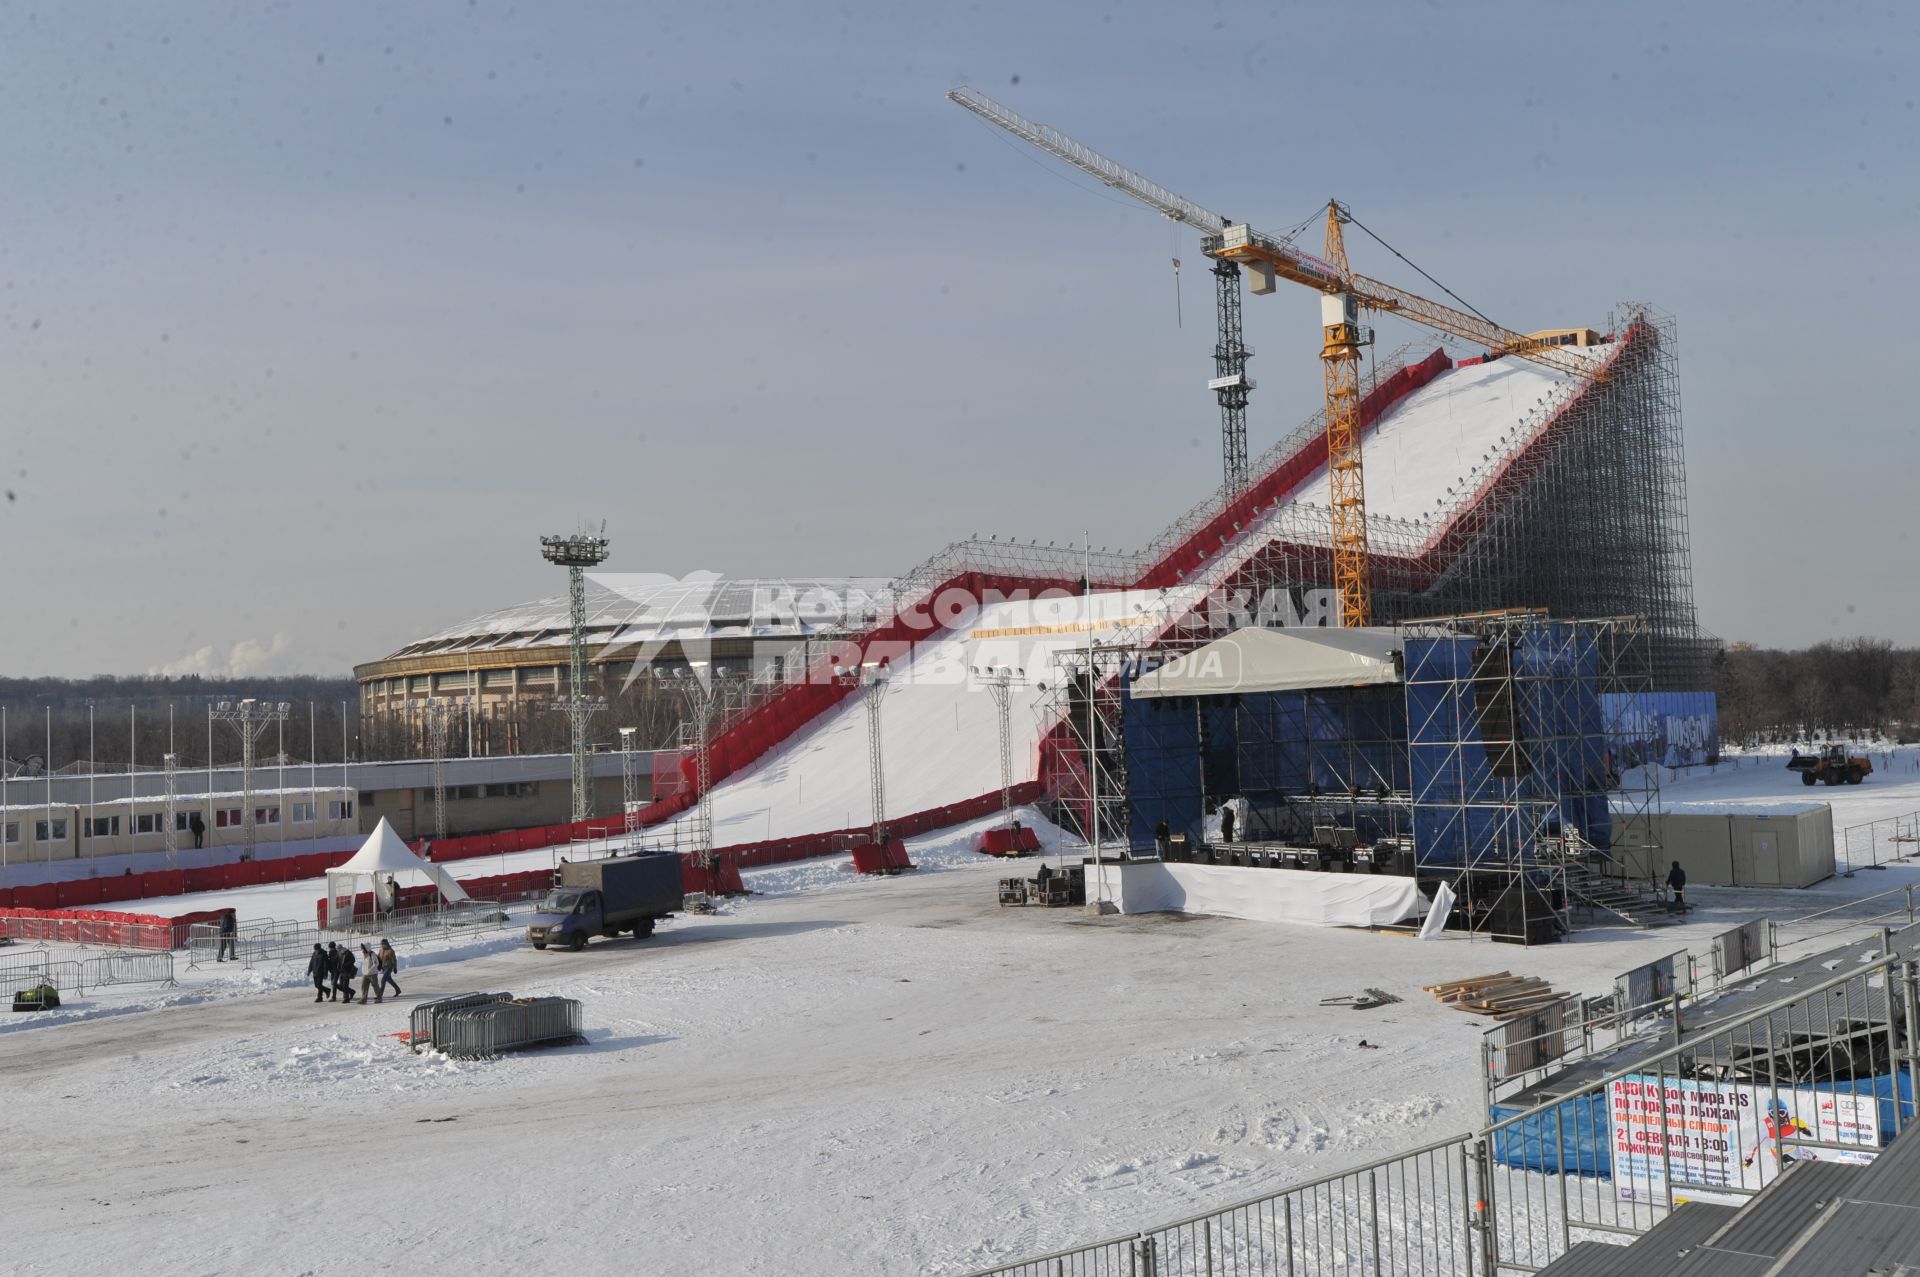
[1118,615,1662,943]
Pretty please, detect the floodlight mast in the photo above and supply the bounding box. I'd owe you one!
[975,665,1035,833]
[540,527,611,823]
[210,699,290,861]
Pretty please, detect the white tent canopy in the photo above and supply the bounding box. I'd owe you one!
[1129,626,1405,699]
[325,818,470,929]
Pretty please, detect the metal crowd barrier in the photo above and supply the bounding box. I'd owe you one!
[433,997,584,1059]
[2,950,55,990]
[5,958,86,996]
[79,951,176,991]
[4,949,176,997]
[959,956,1920,1277]
[409,992,514,1054]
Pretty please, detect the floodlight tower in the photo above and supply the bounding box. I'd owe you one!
[211,699,290,861]
[838,660,892,845]
[540,526,611,823]
[974,665,1036,833]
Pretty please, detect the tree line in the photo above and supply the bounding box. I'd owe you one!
[1716,638,1920,746]
[0,676,358,773]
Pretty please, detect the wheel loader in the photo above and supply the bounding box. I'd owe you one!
[1786,744,1872,786]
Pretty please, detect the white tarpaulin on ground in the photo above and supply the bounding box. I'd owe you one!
[1094,861,1423,928]
[325,818,470,927]
[1129,627,1405,698]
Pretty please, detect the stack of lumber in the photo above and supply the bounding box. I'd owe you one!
[1423,972,1568,1021]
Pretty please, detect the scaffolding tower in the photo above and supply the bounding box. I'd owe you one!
[1399,611,1661,943]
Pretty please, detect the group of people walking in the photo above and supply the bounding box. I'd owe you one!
[306,939,401,1004]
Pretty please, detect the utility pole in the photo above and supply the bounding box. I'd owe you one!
[540,526,611,822]
[210,700,290,861]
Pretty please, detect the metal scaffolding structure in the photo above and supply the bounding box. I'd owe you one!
[618,727,642,839]
[423,697,459,842]
[1397,611,1661,943]
[1211,259,1251,495]
[210,699,289,861]
[162,751,179,871]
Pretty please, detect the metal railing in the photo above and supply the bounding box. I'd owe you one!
[409,992,514,1053]
[432,996,583,1059]
[2,950,173,997]
[1485,925,1776,1108]
[958,956,1920,1277]
[1769,884,1918,958]
[186,900,510,969]
[1842,810,1920,872]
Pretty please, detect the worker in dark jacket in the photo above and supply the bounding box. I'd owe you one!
[333,943,358,1003]
[216,909,238,962]
[1667,860,1688,911]
[307,944,332,1002]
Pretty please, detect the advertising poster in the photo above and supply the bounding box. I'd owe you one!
[1610,1076,1880,1205]
[1602,692,1720,769]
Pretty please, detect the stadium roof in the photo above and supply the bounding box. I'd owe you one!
[383,576,894,662]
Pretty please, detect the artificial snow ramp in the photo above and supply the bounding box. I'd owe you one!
[680,591,1162,848]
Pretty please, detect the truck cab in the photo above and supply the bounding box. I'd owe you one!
[527,888,603,952]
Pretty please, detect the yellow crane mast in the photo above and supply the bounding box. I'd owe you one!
[950,88,1602,626]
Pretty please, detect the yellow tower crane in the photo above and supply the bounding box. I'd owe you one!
[950,88,1603,626]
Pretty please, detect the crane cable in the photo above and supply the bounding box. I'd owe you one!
[1345,212,1497,330]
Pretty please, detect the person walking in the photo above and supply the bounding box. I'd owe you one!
[358,944,382,1004]
[333,942,358,1003]
[188,810,205,849]
[376,939,402,1000]
[1667,860,1688,911]
[306,943,332,1003]
[216,909,238,962]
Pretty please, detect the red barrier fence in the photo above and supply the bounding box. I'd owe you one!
[0,905,233,949]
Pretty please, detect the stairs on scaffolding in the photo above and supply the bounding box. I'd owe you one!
[1551,836,1679,929]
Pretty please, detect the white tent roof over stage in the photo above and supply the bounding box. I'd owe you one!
[1129,627,1405,699]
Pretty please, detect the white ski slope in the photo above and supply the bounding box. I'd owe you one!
[1291,354,1585,523]
[669,590,1165,846]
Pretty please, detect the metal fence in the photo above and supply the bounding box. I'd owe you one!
[2,949,173,997]
[1484,927,1767,1107]
[186,899,511,970]
[409,991,515,1053]
[959,956,1920,1277]
[432,997,583,1059]
[1842,810,1920,872]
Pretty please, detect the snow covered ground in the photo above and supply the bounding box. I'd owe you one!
[7,758,1920,1276]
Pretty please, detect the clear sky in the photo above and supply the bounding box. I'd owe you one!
[3,1,1915,677]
